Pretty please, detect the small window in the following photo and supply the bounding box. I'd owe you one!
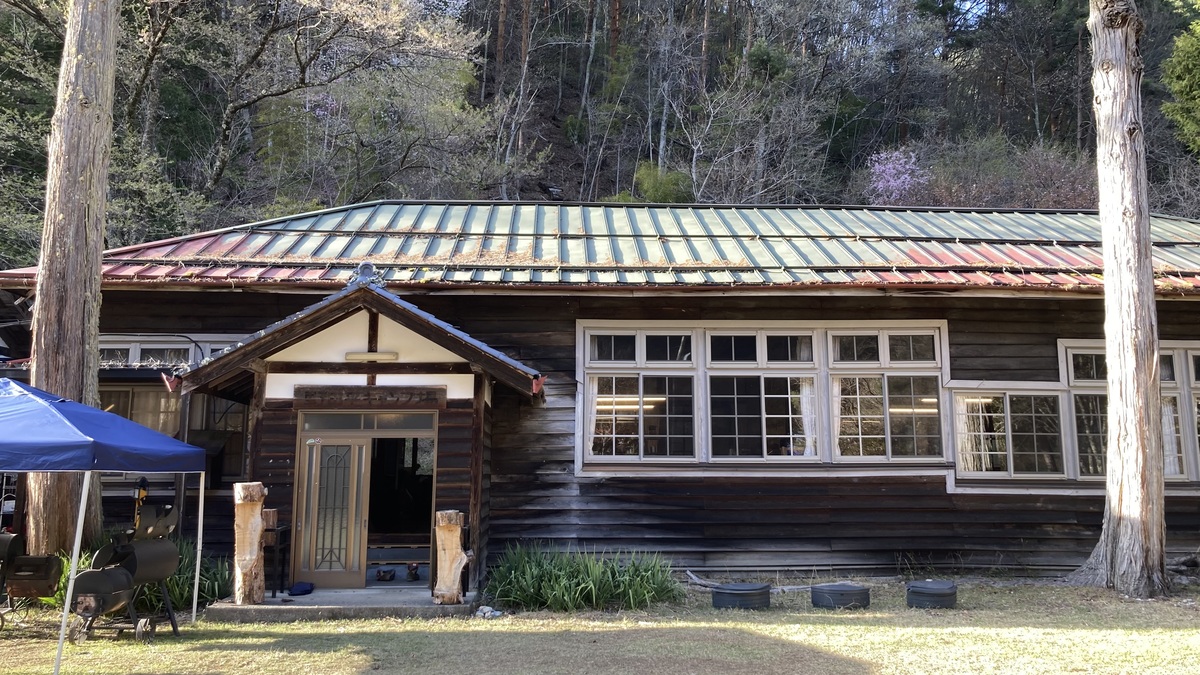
[833,335,879,363]
[302,412,435,431]
[766,335,813,363]
[590,375,694,458]
[591,334,636,362]
[646,334,692,362]
[99,348,131,365]
[1075,393,1183,478]
[1071,353,1106,382]
[957,394,1062,474]
[710,335,756,362]
[889,334,935,362]
[139,347,193,366]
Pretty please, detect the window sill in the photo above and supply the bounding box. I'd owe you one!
[577,462,952,479]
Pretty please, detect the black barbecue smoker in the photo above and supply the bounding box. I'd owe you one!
[67,498,184,644]
[1,532,62,631]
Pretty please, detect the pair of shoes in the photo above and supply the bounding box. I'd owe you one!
[375,568,396,582]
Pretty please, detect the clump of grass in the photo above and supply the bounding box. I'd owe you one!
[136,539,232,613]
[485,543,684,612]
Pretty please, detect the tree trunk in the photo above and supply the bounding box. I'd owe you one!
[1067,0,1166,599]
[496,0,510,85]
[699,0,710,89]
[608,0,621,63]
[432,510,473,604]
[26,0,119,556]
[233,482,267,605]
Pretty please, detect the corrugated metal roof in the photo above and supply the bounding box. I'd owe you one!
[5,201,1200,293]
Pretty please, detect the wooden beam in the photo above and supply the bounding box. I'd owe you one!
[367,311,379,386]
[469,371,485,591]
[266,361,472,375]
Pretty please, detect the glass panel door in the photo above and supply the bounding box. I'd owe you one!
[294,437,370,587]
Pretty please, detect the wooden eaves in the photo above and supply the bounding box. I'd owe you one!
[178,265,545,401]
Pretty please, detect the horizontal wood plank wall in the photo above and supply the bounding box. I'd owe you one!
[414,294,1200,572]
[97,290,1200,570]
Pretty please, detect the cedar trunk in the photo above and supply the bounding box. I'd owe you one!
[1068,0,1167,598]
[26,0,119,556]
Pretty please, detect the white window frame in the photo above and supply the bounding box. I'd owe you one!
[576,320,952,475]
[952,390,1068,479]
[1058,340,1197,482]
[99,333,246,368]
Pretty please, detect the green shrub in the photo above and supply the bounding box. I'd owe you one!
[136,539,233,613]
[484,543,683,612]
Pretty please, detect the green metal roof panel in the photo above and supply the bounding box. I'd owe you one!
[4,200,1200,293]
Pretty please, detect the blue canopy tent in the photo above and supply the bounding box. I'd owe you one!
[0,378,207,674]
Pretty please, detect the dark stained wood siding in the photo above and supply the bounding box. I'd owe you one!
[94,289,1200,571]
[419,294,1200,572]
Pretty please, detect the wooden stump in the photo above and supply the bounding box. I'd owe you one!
[233,482,267,605]
[432,510,473,605]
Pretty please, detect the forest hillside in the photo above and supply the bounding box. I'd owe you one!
[3,0,1200,266]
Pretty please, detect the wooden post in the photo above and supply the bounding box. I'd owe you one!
[233,482,267,605]
[432,510,474,605]
[262,508,278,546]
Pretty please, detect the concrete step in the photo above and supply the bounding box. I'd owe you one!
[202,589,477,623]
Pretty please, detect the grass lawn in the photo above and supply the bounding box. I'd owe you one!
[2,580,1199,674]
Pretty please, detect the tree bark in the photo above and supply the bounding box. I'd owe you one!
[26,0,119,556]
[432,510,473,604]
[1067,0,1166,599]
[233,482,267,605]
[608,0,621,63]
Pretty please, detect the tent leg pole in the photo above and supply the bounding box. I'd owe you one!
[192,471,206,623]
[55,470,91,675]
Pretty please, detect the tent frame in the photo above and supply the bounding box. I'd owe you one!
[50,470,206,675]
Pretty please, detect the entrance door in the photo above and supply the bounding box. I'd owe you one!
[294,437,371,587]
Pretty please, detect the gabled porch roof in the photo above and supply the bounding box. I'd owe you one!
[179,263,544,399]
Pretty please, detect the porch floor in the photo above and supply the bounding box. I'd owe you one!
[201,588,478,623]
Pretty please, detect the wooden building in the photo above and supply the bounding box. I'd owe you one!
[2,201,1200,588]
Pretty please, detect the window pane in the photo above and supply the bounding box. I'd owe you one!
[955,395,1006,472]
[764,377,816,456]
[1075,394,1107,476]
[710,376,762,457]
[99,389,131,417]
[1162,396,1183,477]
[766,335,813,363]
[1160,355,1176,383]
[99,348,130,366]
[304,413,365,430]
[130,390,181,435]
[374,413,436,431]
[1071,353,1106,382]
[591,335,636,361]
[591,376,640,456]
[710,335,756,362]
[889,334,935,362]
[836,376,885,456]
[646,334,692,362]
[643,376,694,457]
[592,375,694,458]
[887,376,941,457]
[139,347,193,366]
[1009,395,1062,474]
[834,335,879,362]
